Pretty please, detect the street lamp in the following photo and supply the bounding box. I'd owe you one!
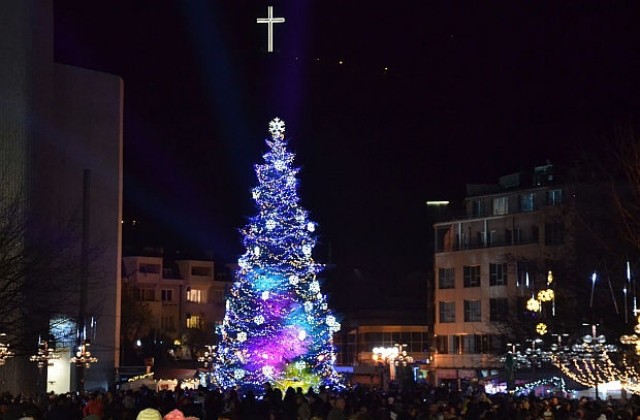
[0,333,14,366]
[70,339,98,369]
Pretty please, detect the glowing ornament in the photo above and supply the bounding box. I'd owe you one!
[262,365,275,377]
[268,117,286,137]
[297,330,307,341]
[261,291,270,301]
[304,301,313,313]
[266,220,276,230]
[307,222,315,232]
[274,160,286,171]
[254,315,265,325]
[289,275,299,285]
[239,259,249,269]
[226,300,230,311]
[302,244,312,256]
[527,297,541,312]
[321,303,328,310]
[253,246,261,256]
[295,211,305,223]
[287,176,296,186]
[326,315,337,327]
[252,190,260,200]
[234,369,245,380]
[237,332,247,342]
[310,281,320,293]
[316,293,322,300]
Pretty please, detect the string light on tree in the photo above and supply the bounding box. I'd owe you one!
[213,118,341,392]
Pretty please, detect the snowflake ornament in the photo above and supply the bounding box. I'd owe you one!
[269,118,286,138]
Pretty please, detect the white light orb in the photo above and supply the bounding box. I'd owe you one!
[316,293,322,300]
[297,330,307,341]
[302,244,312,256]
[253,246,261,256]
[321,303,328,310]
[252,190,260,200]
[261,291,270,301]
[304,301,313,313]
[238,260,249,269]
[310,281,320,293]
[262,353,269,359]
[226,300,230,311]
[295,361,306,370]
[289,275,299,285]
[295,211,305,222]
[326,315,337,327]
[234,369,245,380]
[266,220,276,230]
[254,315,265,325]
[237,332,247,342]
[274,160,286,171]
[332,322,341,332]
[262,365,275,377]
[287,176,296,186]
[307,222,315,232]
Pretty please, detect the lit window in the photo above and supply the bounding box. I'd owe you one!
[492,197,508,215]
[547,189,563,206]
[186,315,201,329]
[187,289,202,303]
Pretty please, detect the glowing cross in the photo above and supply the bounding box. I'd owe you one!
[257,6,285,52]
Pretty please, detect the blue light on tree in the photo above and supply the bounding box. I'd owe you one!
[213,118,341,392]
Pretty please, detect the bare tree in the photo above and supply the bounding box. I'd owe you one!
[0,189,101,355]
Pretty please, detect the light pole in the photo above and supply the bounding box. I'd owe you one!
[372,346,398,392]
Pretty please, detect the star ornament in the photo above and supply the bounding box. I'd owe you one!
[269,118,286,138]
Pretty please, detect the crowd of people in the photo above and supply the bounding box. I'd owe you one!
[1,382,640,420]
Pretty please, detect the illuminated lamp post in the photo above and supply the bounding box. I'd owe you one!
[372,346,398,391]
[71,339,98,370]
[30,336,60,391]
[0,333,14,366]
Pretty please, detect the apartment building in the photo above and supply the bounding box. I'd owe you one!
[432,164,573,387]
[122,257,229,358]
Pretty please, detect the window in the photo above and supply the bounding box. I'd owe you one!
[490,298,509,321]
[438,268,455,289]
[520,193,535,212]
[161,316,175,331]
[186,315,202,329]
[461,335,482,354]
[135,288,155,301]
[547,189,563,205]
[492,197,508,215]
[161,289,173,302]
[186,289,202,303]
[463,265,481,287]
[435,335,448,354]
[439,301,456,323]
[489,263,507,286]
[191,266,212,276]
[464,300,481,322]
[472,200,483,217]
[545,222,565,245]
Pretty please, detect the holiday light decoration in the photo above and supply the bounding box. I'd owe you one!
[526,296,541,312]
[0,333,13,366]
[213,118,341,392]
[536,323,548,336]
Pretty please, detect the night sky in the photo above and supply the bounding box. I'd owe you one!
[53,1,640,311]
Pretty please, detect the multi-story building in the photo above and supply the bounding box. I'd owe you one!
[432,164,572,387]
[122,257,229,358]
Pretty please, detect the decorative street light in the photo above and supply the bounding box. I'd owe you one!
[0,333,14,366]
[198,345,216,368]
[70,339,97,369]
[30,336,59,369]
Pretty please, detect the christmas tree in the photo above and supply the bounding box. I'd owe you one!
[213,118,341,392]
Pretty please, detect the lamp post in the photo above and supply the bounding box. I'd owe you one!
[372,346,398,392]
[0,333,14,366]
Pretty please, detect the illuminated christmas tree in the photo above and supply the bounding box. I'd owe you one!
[213,118,341,392]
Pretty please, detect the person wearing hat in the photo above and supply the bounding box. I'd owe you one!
[136,408,162,420]
[163,408,186,420]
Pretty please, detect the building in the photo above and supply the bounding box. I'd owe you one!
[332,311,431,386]
[0,0,122,393]
[431,164,574,388]
[122,256,229,361]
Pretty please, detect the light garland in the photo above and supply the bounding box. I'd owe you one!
[213,118,341,393]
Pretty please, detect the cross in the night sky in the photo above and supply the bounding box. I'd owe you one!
[257,6,285,52]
